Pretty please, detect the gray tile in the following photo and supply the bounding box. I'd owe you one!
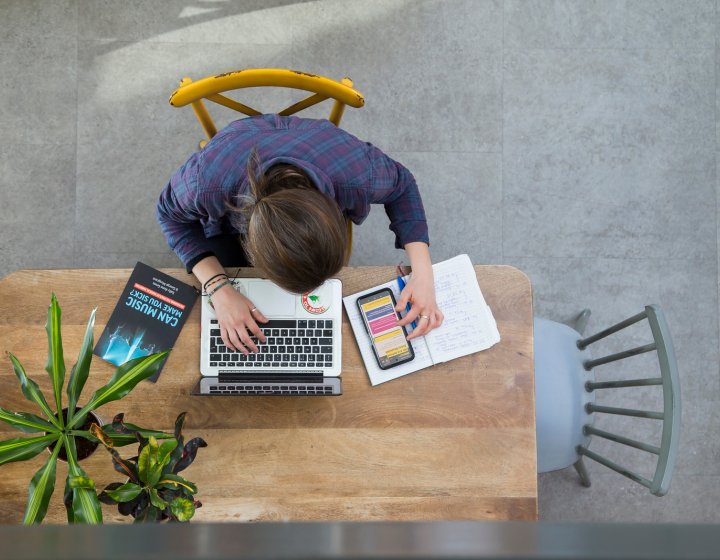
[292,0,503,152]
[539,472,720,522]
[78,0,302,45]
[0,143,76,277]
[0,0,77,43]
[75,40,293,256]
[0,35,77,145]
[504,48,715,259]
[505,0,715,48]
[74,135,191,255]
[349,152,501,266]
[73,251,181,270]
[77,40,293,147]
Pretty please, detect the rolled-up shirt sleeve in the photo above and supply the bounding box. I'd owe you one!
[366,144,429,249]
[156,152,216,270]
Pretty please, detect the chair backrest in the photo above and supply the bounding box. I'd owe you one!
[168,68,365,256]
[576,305,681,496]
[169,68,365,142]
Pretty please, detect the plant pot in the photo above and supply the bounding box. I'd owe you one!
[47,408,103,461]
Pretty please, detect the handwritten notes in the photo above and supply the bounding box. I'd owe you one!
[343,254,501,386]
[425,255,500,364]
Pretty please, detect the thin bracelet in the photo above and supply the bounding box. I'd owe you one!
[204,275,229,293]
[206,279,233,299]
[202,280,227,296]
[203,273,228,291]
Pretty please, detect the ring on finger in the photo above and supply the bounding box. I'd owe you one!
[419,314,430,321]
[250,307,258,313]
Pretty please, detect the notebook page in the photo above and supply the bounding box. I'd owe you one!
[343,280,434,386]
[424,254,501,364]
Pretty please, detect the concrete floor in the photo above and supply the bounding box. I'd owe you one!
[0,0,718,522]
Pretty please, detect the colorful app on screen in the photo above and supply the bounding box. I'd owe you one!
[357,289,414,369]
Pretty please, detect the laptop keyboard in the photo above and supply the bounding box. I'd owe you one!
[207,318,334,369]
[208,384,335,395]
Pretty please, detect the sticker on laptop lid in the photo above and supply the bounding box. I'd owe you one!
[301,283,332,314]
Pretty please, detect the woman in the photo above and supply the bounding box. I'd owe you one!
[157,114,443,354]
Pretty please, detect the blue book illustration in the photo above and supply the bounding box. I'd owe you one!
[93,262,198,382]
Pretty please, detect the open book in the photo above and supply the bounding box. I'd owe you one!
[342,254,501,385]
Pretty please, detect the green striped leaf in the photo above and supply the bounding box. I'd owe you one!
[99,415,171,448]
[0,407,56,434]
[0,434,59,466]
[139,436,162,487]
[149,488,167,510]
[22,438,63,524]
[45,294,65,427]
[64,436,102,524]
[67,476,95,490]
[66,308,96,425]
[8,353,61,429]
[63,476,74,523]
[105,482,142,503]
[159,473,197,495]
[158,438,178,469]
[69,351,169,429]
[170,497,195,522]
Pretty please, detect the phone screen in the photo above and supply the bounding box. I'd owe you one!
[357,289,414,369]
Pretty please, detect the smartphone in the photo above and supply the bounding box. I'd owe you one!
[356,288,415,370]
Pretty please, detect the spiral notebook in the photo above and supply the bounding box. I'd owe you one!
[342,254,501,386]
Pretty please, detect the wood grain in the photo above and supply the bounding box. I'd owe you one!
[0,266,536,523]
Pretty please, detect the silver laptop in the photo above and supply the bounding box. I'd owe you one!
[194,277,342,396]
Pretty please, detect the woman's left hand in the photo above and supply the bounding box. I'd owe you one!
[395,270,444,340]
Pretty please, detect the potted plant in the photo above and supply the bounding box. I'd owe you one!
[97,411,206,522]
[0,294,171,524]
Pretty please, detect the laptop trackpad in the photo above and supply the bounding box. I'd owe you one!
[247,281,296,316]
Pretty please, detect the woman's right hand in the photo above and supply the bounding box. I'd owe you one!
[210,284,268,354]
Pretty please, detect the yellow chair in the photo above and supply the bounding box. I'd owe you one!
[168,68,365,254]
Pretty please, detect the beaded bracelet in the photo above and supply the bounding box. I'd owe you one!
[204,277,228,293]
[206,279,233,300]
[203,273,228,291]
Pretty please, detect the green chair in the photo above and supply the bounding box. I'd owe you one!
[534,305,681,496]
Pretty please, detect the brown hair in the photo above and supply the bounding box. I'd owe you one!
[229,149,349,294]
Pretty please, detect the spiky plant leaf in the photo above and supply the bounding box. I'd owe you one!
[64,436,102,524]
[45,294,65,427]
[69,351,169,429]
[23,438,63,524]
[7,353,60,429]
[0,434,59,466]
[0,407,55,433]
[65,308,96,425]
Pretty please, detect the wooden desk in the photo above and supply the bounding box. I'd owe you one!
[0,266,535,523]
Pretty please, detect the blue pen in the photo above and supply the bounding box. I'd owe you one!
[396,271,417,330]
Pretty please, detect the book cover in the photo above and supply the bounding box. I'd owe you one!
[93,262,198,382]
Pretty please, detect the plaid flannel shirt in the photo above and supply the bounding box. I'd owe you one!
[156,114,429,269]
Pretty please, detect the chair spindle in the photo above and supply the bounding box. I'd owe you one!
[583,425,661,455]
[586,377,663,391]
[585,403,663,420]
[577,446,653,488]
[577,310,647,349]
[583,343,657,370]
